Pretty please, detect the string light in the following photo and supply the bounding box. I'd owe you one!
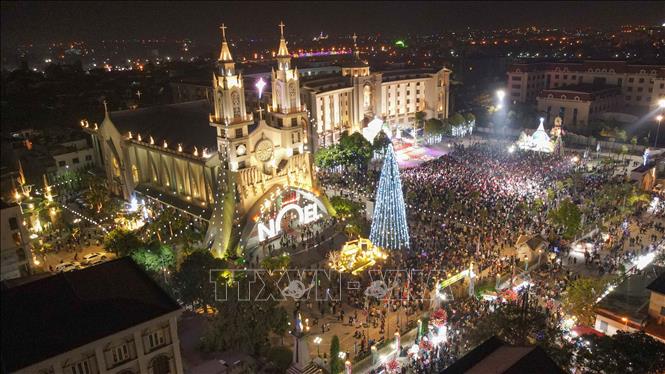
[369,144,409,250]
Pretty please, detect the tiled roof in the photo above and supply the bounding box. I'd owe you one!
[1,257,180,372]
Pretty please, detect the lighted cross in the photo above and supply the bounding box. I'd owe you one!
[220,23,227,40]
[136,90,142,100]
[278,21,285,38]
[257,105,265,121]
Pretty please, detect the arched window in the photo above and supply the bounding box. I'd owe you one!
[363,85,372,110]
[112,158,121,177]
[288,82,297,109]
[131,165,139,184]
[231,91,241,118]
[150,355,171,374]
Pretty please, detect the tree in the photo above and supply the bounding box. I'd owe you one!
[464,112,476,125]
[414,111,426,145]
[260,254,291,271]
[369,144,410,251]
[83,182,109,213]
[468,299,574,370]
[201,278,289,356]
[315,145,342,169]
[575,331,665,374]
[561,276,613,325]
[372,130,391,153]
[448,112,465,127]
[424,118,445,137]
[330,335,341,374]
[103,228,144,257]
[548,198,582,239]
[130,244,176,273]
[267,346,292,372]
[330,196,363,218]
[338,131,373,171]
[173,249,226,312]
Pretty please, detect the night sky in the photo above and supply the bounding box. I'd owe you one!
[2,1,664,48]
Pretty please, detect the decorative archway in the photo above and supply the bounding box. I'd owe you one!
[238,185,329,248]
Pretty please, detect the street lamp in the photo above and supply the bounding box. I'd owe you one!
[537,249,543,268]
[656,114,664,147]
[621,317,628,331]
[313,336,322,357]
[524,255,529,272]
[496,89,506,110]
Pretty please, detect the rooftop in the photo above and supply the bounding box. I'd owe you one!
[107,100,216,151]
[595,264,664,324]
[1,257,180,372]
[441,336,565,374]
[647,272,665,295]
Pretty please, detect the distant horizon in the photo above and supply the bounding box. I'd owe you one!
[2,1,663,50]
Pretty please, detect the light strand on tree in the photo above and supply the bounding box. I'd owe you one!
[369,143,409,251]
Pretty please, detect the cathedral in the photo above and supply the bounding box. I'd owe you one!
[84,23,451,259]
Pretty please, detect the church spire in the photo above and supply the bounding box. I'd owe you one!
[353,32,360,59]
[276,21,291,71]
[218,23,235,75]
[277,21,289,56]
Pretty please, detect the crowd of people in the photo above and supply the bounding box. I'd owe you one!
[315,141,663,373]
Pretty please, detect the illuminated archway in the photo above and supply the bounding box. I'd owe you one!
[238,185,329,249]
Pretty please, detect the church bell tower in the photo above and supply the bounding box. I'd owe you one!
[269,22,306,129]
[210,24,253,167]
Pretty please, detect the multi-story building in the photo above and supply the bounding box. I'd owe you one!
[1,257,185,374]
[301,34,451,148]
[536,84,623,127]
[51,138,96,176]
[507,60,665,109]
[0,200,31,280]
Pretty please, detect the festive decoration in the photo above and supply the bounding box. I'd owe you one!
[430,308,447,328]
[370,144,410,251]
[328,238,387,275]
[386,359,400,373]
[516,118,554,153]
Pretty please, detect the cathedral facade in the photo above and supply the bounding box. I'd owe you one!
[84,23,451,258]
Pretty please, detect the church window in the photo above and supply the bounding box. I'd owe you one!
[231,91,241,118]
[132,165,139,183]
[288,82,297,109]
[363,85,371,109]
[112,158,121,177]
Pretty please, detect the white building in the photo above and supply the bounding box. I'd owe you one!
[507,60,665,110]
[51,138,96,176]
[0,200,32,280]
[1,257,185,374]
[301,35,451,149]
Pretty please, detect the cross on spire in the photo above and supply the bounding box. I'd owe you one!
[257,105,265,121]
[220,23,228,41]
[352,33,357,45]
[279,21,285,38]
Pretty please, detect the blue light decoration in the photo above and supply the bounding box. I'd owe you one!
[369,143,410,251]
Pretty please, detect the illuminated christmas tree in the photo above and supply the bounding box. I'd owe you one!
[370,143,410,251]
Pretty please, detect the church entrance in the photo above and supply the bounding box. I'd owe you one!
[241,186,329,262]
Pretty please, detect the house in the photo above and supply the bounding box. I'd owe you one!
[1,257,184,374]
